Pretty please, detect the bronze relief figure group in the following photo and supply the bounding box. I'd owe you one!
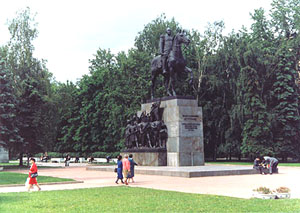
[125,101,168,149]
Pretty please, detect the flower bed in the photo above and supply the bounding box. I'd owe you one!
[252,186,291,199]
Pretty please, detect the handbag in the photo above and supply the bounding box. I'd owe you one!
[31,172,38,178]
[114,168,117,173]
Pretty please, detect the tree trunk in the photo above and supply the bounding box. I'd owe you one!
[213,141,217,161]
[19,152,23,166]
[27,154,30,167]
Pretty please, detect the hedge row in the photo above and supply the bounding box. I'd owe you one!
[33,152,120,158]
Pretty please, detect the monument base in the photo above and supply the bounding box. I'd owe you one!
[0,146,9,163]
[141,96,204,166]
[87,165,260,178]
[121,149,167,166]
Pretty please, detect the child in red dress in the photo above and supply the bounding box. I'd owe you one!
[28,158,41,192]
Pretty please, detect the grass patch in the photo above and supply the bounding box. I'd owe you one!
[0,163,61,170]
[0,163,19,166]
[0,172,74,185]
[0,187,299,212]
[278,163,300,167]
[207,162,300,167]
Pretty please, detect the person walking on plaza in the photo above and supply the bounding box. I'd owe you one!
[27,158,41,192]
[263,156,279,174]
[115,155,124,184]
[128,154,138,183]
[122,155,131,185]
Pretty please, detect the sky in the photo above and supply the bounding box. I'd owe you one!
[0,0,273,83]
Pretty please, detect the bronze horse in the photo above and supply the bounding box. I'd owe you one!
[150,30,193,98]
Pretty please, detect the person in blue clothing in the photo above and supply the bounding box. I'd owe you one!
[128,154,138,183]
[115,155,124,184]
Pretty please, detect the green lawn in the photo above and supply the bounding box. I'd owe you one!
[206,162,300,167]
[0,172,74,185]
[0,162,19,166]
[0,163,62,170]
[0,187,299,213]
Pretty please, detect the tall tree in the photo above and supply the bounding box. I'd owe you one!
[6,7,53,164]
[270,0,300,38]
[53,81,78,153]
[240,66,273,156]
[269,0,300,159]
[271,40,300,159]
[0,47,23,154]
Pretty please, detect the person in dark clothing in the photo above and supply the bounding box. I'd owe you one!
[115,155,124,184]
[65,155,71,166]
[88,156,94,163]
[253,157,264,174]
[128,154,138,183]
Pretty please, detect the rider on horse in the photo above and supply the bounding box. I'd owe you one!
[151,28,193,98]
[159,28,173,75]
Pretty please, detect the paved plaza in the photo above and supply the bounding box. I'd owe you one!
[1,164,300,199]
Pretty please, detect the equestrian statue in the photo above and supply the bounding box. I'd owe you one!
[150,28,193,99]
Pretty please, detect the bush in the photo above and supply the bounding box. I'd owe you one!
[90,152,106,158]
[47,152,64,158]
[91,152,120,158]
[41,152,83,158]
[34,151,120,159]
[33,153,47,158]
[276,187,290,193]
[253,187,272,194]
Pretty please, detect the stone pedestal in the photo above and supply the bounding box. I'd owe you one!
[140,96,204,166]
[0,146,9,163]
[121,149,167,166]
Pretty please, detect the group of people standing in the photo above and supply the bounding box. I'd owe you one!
[116,154,138,185]
[253,156,279,175]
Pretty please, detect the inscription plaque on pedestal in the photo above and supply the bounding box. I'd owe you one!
[141,97,204,166]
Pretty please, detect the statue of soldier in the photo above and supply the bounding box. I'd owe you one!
[159,28,173,74]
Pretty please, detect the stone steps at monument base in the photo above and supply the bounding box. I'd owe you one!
[87,165,259,178]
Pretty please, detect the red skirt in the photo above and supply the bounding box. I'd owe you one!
[29,177,37,184]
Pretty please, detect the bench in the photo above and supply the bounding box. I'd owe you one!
[50,158,65,163]
[22,157,41,162]
[50,157,88,163]
[88,158,117,164]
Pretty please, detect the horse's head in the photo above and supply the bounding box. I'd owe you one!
[175,30,190,46]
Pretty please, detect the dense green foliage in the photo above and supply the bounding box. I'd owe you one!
[1,1,300,161]
[0,8,59,165]
[1,187,300,212]
[0,47,22,150]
